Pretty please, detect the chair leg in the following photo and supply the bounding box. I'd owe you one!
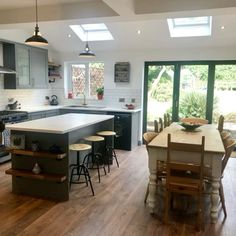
[83,153,91,168]
[96,159,101,183]
[106,147,110,173]
[164,190,170,224]
[197,194,204,231]
[112,148,119,167]
[83,165,95,196]
[219,180,227,218]
[144,183,149,203]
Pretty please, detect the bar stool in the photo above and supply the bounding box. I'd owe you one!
[69,143,94,196]
[96,131,119,173]
[83,135,107,183]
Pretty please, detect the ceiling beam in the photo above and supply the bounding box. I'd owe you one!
[134,0,236,14]
[103,0,135,17]
[0,1,118,24]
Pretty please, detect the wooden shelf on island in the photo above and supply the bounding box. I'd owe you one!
[5,168,66,183]
[8,149,66,160]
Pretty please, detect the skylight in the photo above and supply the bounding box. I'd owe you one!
[167,16,212,38]
[69,23,114,41]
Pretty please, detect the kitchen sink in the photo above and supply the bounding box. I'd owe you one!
[66,105,106,109]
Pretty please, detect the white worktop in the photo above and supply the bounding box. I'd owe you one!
[18,105,141,113]
[6,113,114,134]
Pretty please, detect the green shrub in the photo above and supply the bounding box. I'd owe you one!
[179,92,206,118]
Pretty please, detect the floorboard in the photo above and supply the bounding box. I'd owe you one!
[0,145,235,236]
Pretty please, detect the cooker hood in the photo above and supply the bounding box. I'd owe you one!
[0,65,16,74]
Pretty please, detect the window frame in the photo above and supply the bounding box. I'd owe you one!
[67,61,104,99]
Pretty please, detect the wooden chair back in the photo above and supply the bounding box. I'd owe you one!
[181,117,208,125]
[143,132,158,148]
[221,138,236,174]
[159,118,164,132]
[165,134,205,229]
[164,114,168,128]
[164,113,171,128]
[166,134,205,192]
[167,113,171,126]
[154,120,159,133]
[218,115,224,133]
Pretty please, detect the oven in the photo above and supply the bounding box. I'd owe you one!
[0,110,28,163]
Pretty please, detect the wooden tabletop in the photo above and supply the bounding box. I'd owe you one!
[148,123,225,154]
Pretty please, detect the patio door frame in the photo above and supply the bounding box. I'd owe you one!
[143,60,236,133]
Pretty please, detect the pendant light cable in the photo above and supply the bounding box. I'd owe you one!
[79,30,95,57]
[25,0,48,46]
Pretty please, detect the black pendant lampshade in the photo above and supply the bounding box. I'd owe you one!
[0,66,16,74]
[79,42,95,57]
[25,0,48,46]
[79,31,95,57]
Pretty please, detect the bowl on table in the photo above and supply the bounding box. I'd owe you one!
[179,122,202,131]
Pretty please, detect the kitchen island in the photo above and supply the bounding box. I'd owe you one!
[5,113,114,201]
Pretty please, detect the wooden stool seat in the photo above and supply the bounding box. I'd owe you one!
[84,136,104,142]
[69,143,94,196]
[69,143,91,152]
[97,131,116,136]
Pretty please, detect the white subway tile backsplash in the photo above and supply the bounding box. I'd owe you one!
[0,87,53,110]
[0,82,142,110]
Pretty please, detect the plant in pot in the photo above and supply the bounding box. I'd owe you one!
[96,86,104,100]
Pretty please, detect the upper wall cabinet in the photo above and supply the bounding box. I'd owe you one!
[3,42,48,89]
[30,47,48,88]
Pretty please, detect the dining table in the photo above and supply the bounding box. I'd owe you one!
[147,122,225,223]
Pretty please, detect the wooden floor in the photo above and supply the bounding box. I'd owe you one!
[0,146,236,236]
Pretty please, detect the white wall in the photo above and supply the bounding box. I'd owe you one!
[53,45,236,108]
[1,43,236,111]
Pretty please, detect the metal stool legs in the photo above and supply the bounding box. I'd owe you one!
[69,150,94,196]
[104,138,119,173]
[83,141,106,182]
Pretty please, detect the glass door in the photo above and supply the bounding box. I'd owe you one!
[145,64,174,131]
[178,65,209,120]
[143,60,236,134]
[213,65,236,133]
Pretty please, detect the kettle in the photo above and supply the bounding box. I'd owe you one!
[50,95,58,106]
[8,101,19,110]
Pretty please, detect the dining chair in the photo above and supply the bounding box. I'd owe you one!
[164,113,171,128]
[143,131,166,203]
[164,114,168,128]
[221,131,231,150]
[218,115,224,133]
[164,133,205,230]
[181,117,208,125]
[167,113,172,126]
[159,117,164,132]
[204,137,236,217]
[154,120,159,133]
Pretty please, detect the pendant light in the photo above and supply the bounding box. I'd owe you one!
[79,31,95,57]
[0,66,16,74]
[25,0,48,46]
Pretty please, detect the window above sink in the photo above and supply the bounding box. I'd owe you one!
[66,62,104,100]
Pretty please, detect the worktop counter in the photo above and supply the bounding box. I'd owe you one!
[17,105,141,114]
[6,113,114,134]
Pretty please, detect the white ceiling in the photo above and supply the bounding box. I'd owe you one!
[0,0,236,53]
